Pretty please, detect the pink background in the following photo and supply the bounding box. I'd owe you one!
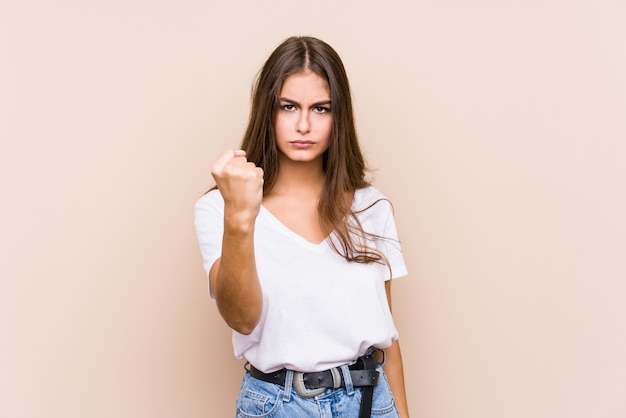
[2,0,625,417]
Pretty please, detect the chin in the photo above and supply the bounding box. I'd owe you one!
[281,152,324,164]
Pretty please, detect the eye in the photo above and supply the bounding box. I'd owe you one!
[280,104,296,111]
[313,106,331,114]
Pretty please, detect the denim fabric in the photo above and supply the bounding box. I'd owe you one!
[235,364,399,418]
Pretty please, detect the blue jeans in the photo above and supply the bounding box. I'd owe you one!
[235,364,399,417]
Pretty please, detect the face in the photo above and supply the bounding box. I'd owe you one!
[274,71,332,165]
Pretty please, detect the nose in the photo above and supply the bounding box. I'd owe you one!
[296,111,310,134]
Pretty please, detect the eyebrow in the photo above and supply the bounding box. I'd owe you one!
[279,98,332,107]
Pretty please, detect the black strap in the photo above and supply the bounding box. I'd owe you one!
[358,353,378,418]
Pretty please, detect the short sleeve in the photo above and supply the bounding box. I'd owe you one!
[194,190,225,297]
[376,200,409,280]
[354,187,409,280]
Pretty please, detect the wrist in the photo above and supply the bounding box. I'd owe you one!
[223,210,257,234]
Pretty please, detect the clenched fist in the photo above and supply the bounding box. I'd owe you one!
[211,149,264,226]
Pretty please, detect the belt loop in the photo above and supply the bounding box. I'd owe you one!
[376,348,386,367]
[282,369,294,402]
[340,364,354,395]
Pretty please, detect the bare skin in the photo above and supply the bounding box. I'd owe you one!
[262,156,326,244]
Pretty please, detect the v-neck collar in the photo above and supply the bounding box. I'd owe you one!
[259,205,330,252]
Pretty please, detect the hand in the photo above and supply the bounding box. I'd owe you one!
[211,149,264,225]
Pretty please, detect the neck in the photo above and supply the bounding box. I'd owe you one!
[271,156,325,196]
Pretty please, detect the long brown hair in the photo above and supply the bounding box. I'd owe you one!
[241,36,389,266]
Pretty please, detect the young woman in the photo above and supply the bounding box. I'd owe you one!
[195,36,410,418]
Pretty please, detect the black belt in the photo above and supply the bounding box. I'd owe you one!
[248,351,380,418]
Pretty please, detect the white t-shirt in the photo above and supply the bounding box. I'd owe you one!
[194,185,408,373]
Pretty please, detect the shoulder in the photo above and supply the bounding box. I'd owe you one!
[352,186,396,224]
[353,185,392,212]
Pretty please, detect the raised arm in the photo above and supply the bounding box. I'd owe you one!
[210,149,264,335]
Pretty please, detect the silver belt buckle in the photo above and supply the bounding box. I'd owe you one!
[293,367,341,398]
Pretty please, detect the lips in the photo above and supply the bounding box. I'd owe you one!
[289,140,316,149]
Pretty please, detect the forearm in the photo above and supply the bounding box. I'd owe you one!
[212,215,262,335]
[206,148,265,334]
[383,339,410,418]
